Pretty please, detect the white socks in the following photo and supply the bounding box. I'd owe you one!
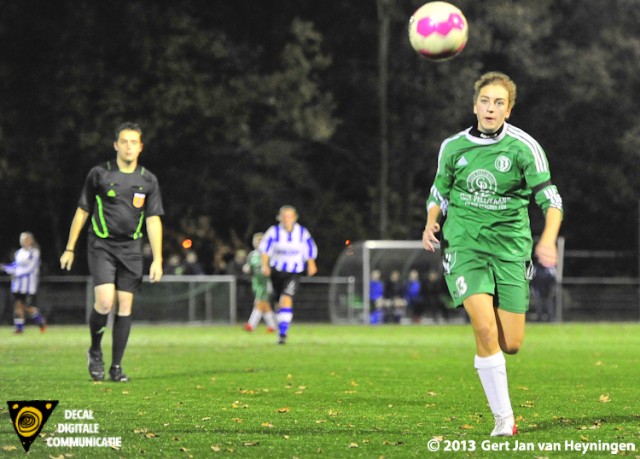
[474,352,513,418]
[248,309,262,329]
[248,309,277,329]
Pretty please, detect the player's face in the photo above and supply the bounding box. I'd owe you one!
[20,233,32,248]
[280,209,297,231]
[473,84,512,134]
[114,129,143,165]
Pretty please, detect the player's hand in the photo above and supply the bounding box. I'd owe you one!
[60,251,74,271]
[307,263,318,277]
[262,265,271,276]
[149,260,163,283]
[535,241,557,268]
[422,222,441,252]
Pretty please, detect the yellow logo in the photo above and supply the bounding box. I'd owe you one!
[132,192,146,209]
[7,400,58,452]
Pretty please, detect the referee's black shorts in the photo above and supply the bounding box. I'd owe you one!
[270,269,299,301]
[88,236,143,293]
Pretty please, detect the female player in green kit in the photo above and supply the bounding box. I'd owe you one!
[422,72,563,436]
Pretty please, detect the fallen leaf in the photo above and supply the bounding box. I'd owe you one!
[348,442,358,448]
[243,441,259,447]
[1,446,17,452]
[277,407,290,413]
[598,394,611,403]
[261,422,273,428]
[211,444,221,452]
[460,424,475,430]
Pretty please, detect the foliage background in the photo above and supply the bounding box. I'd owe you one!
[0,0,639,274]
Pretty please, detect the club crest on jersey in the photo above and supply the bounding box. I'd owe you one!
[495,155,512,172]
[466,169,497,197]
[132,192,146,209]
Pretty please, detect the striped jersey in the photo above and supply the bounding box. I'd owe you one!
[3,246,40,294]
[259,223,318,274]
[78,161,164,241]
[426,122,563,261]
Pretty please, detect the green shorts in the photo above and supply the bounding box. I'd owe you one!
[442,250,533,313]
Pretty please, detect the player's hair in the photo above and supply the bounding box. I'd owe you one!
[114,122,143,142]
[473,72,517,110]
[276,205,298,222]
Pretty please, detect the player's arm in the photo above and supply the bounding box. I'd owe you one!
[60,207,89,270]
[535,207,562,268]
[146,215,163,283]
[261,252,271,276]
[306,258,318,277]
[423,203,442,252]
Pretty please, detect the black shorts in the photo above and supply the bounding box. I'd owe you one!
[270,270,299,301]
[12,293,36,305]
[88,236,143,293]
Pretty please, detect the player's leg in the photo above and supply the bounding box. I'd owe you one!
[87,241,118,380]
[245,290,263,331]
[25,295,46,332]
[495,309,525,355]
[13,296,25,334]
[259,301,277,332]
[276,293,294,344]
[465,294,516,437]
[87,283,116,381]
[109,290,133,382]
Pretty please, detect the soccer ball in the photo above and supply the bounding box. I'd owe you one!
[408,2,468,61]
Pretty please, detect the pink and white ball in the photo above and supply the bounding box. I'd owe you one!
[408,2,468,61]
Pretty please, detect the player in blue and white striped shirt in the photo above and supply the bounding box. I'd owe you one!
[260,205,317,344]
[1,232,46,333]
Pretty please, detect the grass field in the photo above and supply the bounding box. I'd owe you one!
[1,323,639,458]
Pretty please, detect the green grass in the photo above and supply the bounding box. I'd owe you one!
[1,323,639,458]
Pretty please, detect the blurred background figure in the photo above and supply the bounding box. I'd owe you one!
[423,268,449,324]
[1,232,46,334]
[164,253,184,275]
[531,258,557,322]
[384,270,406,323]
[182,250,204,275]
[369,269,385,325]
[244,232,276,332]
[404,269,423,324]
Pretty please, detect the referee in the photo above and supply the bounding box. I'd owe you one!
[260,205,317,344]
[60,122,164,382]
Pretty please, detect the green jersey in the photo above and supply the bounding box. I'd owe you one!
[427,123,563,261]
[247,249,269,299]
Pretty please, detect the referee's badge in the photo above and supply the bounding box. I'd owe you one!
[133,192,146,208]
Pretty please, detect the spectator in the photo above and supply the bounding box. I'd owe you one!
[423,268,449,324]
[531,259,556,322]
[404,269,424,323]
[384,270,406,323]
[369,269,385,324]
[182,250,204,275]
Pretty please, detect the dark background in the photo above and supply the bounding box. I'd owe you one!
[1,0,638,276]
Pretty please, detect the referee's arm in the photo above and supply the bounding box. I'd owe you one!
[146,215,163,283]
[60,207,89,271]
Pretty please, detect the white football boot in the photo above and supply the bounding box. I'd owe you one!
[490,414,517,436]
